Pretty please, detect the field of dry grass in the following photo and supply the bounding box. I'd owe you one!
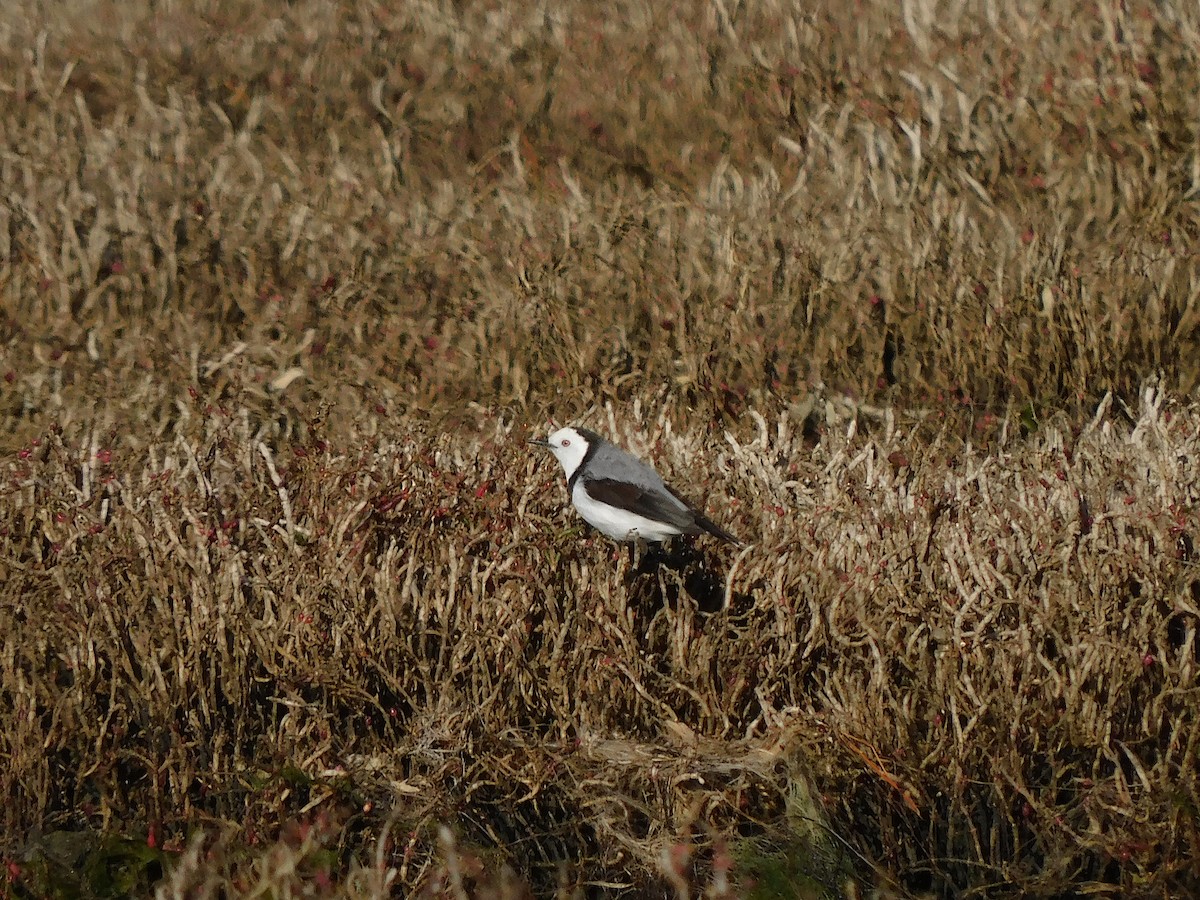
[2,0,1199,896]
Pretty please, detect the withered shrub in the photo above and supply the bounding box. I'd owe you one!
[1,0,1198,896]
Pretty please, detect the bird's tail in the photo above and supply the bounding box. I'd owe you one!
[695,513,741,546]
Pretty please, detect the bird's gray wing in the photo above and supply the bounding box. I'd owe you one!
[587,442,670,489]
[581,477,697,531]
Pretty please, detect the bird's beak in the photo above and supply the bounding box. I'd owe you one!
[528,437,551,448]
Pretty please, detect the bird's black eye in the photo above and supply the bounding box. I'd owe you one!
[561,439,570,447]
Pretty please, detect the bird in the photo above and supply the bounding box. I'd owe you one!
[529,426,740,545]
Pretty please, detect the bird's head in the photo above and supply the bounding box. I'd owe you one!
[529,426,590,478]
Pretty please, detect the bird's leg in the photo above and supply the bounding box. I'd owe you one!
[620,535,641,587]
[627,532,643,571]
[628,532,664,575]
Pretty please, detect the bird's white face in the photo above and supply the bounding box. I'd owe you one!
[541,427,589,478]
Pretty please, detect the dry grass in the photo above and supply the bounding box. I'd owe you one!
[2,0,1199,896]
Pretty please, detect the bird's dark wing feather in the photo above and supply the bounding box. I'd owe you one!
[664,484,742,545]
[584,477,742,544]
[582,478,696,531]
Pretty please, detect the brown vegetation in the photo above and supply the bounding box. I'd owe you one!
[1,0,1199,896]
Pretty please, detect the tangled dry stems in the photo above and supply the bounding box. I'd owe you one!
[1,0,1199,896]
